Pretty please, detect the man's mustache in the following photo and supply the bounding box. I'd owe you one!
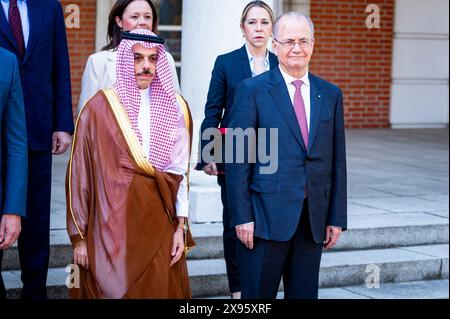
[136,69,154,76]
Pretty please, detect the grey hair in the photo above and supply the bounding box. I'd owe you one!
[273,12,315,39]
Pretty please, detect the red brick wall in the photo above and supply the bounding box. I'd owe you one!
[310,0,394,128]
[61,0,96,118]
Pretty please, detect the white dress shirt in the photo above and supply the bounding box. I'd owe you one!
[1,0,30,47]
[138,88,152,158]
[245,43,270,77]
[278,66,311,130]
[138,88,189,217]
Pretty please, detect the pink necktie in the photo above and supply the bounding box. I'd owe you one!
[292,80,309,149]
[9,0,25,57]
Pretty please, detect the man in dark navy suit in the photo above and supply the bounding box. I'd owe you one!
[0,47,28,300]
[0,0,74,299]
[226,12,347,299]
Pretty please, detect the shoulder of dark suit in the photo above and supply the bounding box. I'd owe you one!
[0,47,16,65]
[215,46,244,63]
[309,72,342,94]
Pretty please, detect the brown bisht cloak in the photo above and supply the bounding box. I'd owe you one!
[66,88,195,299]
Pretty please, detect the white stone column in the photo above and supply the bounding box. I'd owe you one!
[181,0,274,223]
[390,0,449,128]
[282,0,310,15]
[272,0,284,16]
[95,0,116,52]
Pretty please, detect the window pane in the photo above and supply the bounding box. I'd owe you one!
[159,30,181,62]
[157,0,183,76]
[158,0,182,25]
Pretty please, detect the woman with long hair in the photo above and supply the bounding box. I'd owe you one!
[77,0,180,112]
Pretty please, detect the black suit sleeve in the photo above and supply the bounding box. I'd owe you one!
[327,89,347,230]
[197,57,226,170]
[52,1,74,134]
[225,80,257,226]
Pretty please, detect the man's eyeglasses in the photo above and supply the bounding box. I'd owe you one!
[274,38,314,49]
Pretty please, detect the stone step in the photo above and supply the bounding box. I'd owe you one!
[188,244,449,297]
[189,212,449,259]
[2,212,448,271]
[4,244,448,299]
[207,280,449,299]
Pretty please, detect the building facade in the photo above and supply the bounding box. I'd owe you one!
[61,0,448,221]
[61,0,449,129]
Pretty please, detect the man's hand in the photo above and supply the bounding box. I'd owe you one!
[236,223,254,250]
[170,228,185,267]
[74,240,89,270]
[202,162,218,176]
[52,131,72,155]
[0,214,21,250]
[323,226,342,250]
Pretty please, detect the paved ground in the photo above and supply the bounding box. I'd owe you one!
[206,280,449,299]
[44,128,449,298]
[50,128,449,229]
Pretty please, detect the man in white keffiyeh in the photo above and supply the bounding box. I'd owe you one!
[115,29,190,222]
[66,29,194,299]
[115,29,182,170]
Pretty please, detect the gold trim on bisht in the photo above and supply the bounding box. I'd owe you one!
[103,89,195,255]
[175,93,195,255]
[103,89,176,224]
[176,93,191,139]
[175,93,191,175]
[67,103,88,241]
[102,88,156,176]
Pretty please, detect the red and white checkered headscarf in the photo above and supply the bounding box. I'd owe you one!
[114,29,180,171]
